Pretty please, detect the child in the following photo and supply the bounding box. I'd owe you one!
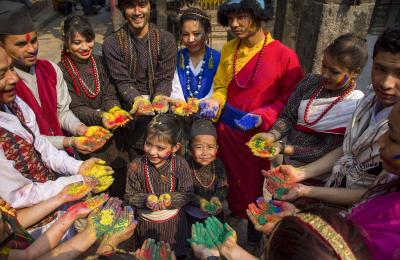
[124,114,194,257]
[186,119,228,225]
[253,33,367,168]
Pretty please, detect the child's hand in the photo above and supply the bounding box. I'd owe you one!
[234,113,262,131]
[210,197,222,215]
[65,194,109,221]
[146,195,159,211]
[200,199,210,214]
[159,193,172,210]
[135,239,176,260]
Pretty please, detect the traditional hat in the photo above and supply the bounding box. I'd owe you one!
[0,1,35,35]
[217,0,273,27]
[190,119,217,140]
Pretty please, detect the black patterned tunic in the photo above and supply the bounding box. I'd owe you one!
[124,155,193,256]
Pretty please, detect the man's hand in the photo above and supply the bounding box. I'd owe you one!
[152,95,170,114]
[130,96,155,116]
[79,158,114,178]
[76,124,88,136]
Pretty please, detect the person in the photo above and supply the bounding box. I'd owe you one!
[0,1,99,155]
[124,114,193,257]
[59,15,134,199]
[171,7,221,101]
[186,119,228,225]
[0,194,137,259]
[199,0,303,247]
[189,211,370,260]
[0,45,114,239]
[263,25,400,205]
[253,33,367,168]
[102,0,177,153]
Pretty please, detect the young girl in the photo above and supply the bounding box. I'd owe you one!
[59,15,134,199]
[186,119,228,225]
[254,33,367,167]
[124,114,194,257]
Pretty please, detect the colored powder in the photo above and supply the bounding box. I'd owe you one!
[257,215,267,225]
[274,187,288,199]
[85,197,105,210]
[393,155,400,165]
[113,218,129,233]
[65,183,88,195]
[100,209,114,226]
[237,115,257,130]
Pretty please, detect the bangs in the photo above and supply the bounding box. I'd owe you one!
[146,130,173,145]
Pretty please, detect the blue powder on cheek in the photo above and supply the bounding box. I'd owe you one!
[239,116,258,129]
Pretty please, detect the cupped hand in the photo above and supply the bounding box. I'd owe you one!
[59,179,97,203]
[280,183,308,201]
[79,158,114,178]
[199,99,219,120]
[130,97,155,116]
[262,165,306,184]
[152,95,170,114]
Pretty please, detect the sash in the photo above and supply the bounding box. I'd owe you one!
[219,103,246,128]
[177,47,220,101]
[325,85,390,188]
[296,90,364,135]
[15,60,64,138]
[139,208,179,222]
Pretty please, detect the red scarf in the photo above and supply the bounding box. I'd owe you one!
[16,60,65,137]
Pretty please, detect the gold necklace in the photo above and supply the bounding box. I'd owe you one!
[192,161,216,189]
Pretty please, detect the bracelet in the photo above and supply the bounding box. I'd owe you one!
[68,137,74,148]
[278,141,285,154]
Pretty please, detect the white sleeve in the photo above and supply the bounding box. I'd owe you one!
[44,135,65,150]
[20,98,83,175]
[51,62,84,135]
[0,148,84,209]
[170,70,185,100]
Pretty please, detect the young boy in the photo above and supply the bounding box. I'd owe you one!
[186,119,228,225]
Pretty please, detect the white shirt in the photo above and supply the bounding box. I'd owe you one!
[170,58,213,101]
[0,97,83,209]
[15,61,84,149]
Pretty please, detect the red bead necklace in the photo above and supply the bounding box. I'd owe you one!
[61,52,100,99]
[304,81,355,126]
[233,34,267,89]
[143,155,176,194]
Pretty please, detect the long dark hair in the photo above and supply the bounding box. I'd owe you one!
[266,206,370,260]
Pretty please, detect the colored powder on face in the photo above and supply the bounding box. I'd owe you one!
[335,74,349,87]
[99,209,115,226]
[25,33,31,42]
[393,155,400,164]
[257,215,267,225]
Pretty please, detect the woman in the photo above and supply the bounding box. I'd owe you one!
[171,7,221,102]
[59,15,133,199]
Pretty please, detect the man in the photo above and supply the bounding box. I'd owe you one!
[102,0,177,150]
[0,45,112,208]
[200,0,303,249]
[273,25,400,206]
[0,1,96,154]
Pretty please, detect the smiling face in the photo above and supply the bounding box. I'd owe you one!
[321,53,354,90]
[379,102,400,175]
[67,32,94,62]
[181,19,207,55]
[227,11,257,39]
[123,0,151,35]
[0,47,19,105]
[371,51,400,107]
[190,135,218,166]
[144,134,181,168]
[2,31,38,69]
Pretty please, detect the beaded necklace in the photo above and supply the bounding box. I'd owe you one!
[143,155,176,194]
[304,80,355,126]
[61,53,100,99]
[233,34,267,89]
[192,161,215,189]
[185,49,207,98]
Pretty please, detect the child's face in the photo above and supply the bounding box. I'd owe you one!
[321,53,354,91]
[372,51,400,106]
[190,135,218,166]
[144,135,180,168]
[379,103,400,175]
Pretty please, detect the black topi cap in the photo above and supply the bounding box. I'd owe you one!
[0,1,35,35]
